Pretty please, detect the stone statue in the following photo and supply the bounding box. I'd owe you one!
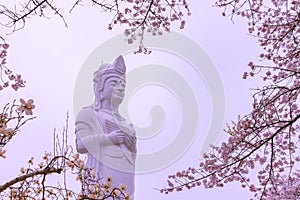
[75,55,136,199]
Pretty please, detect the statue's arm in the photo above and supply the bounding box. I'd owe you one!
[75,125,88,154]
[75,110,112,154]
[125,123,137,154]
[125,135,137,153]
[75,121,112,153]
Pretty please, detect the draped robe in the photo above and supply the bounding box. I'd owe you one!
[75,107,136,199]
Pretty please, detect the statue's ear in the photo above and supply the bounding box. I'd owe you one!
[112,55,126,75]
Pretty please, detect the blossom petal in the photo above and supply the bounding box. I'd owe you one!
[19,98,26,104]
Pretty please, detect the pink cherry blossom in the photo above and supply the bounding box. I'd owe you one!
[162,0,300,199]
[18,98,35,115]
[88,0,191,53]
[0,43,26,91]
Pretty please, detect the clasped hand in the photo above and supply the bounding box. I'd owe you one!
[107,129,136,147]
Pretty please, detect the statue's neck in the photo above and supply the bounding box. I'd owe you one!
[101,102,119,114]
[98,103,124,120]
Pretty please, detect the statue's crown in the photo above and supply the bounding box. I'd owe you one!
[93,55,126,91]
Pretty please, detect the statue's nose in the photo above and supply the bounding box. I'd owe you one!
[116,84,125,92]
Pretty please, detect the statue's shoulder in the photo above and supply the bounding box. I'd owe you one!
[76,106,95,122]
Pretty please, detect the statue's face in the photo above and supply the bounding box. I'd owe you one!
[102,76,126,106]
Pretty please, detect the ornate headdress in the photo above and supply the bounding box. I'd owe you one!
[93,55,126,110]
[93,55,126,92]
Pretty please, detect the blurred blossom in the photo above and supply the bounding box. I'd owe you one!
[18,98,35,115]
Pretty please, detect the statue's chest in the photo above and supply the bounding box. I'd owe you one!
[95,112,129,134]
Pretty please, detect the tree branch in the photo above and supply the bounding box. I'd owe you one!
[0,167,62,192]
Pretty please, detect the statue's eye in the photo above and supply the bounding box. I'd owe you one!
[110,81,117,86]
[117,80,125,88]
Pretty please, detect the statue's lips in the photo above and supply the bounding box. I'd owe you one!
[113,92,124,98]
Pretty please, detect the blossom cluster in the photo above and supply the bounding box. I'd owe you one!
[6,154,129,200]
[0,110,130,200]
[66,153,130,199]
[90,0,191,53]
[162,0,300,199]
[0,43,25,91]
[216,0,300,82]
[76,170,130,200]
[0,99,35,159]
[163,87,300,199]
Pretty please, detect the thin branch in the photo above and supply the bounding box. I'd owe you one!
[0,167,62,192]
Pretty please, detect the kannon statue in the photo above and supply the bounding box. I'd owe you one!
[75,55,136,199]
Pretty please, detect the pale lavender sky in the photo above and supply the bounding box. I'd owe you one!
[0,1,263,199]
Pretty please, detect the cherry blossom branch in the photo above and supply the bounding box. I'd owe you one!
[0,99,35,160]
[0,113,130,199]
[162,1,300,198]
[91,0,117,11]
[70,0,191,53]
[0,166,62,193]
[217,0,299,81]
[162,113,300,192]
[0,43,26,91]
[0,0,66,34]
